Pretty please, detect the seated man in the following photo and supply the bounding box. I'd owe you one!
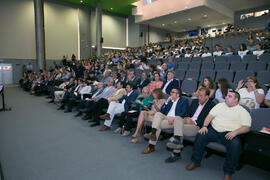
[74,82,104,117]
[186,90,251,180]
[136,71,150,90]
[64,80,92,113]
[161,71,179,95]
[99,83,138,131]
[165,87,216,163]
[141,88,188,154]
[81,79,115,121]
[89,81,126,128]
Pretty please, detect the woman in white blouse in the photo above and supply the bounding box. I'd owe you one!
[215,78,231,103]
[236,76,265,109]
[238,43,249,59]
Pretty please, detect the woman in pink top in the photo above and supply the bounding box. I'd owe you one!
[84,62,91,70]
[149,72,163,92]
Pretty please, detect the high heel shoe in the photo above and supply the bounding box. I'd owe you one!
[130,136,142,144]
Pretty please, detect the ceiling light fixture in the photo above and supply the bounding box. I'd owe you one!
[187,18,191,21]
[203,14,207,18]
[174,21,177,23]
[162,24,165,26]
[110,8,113,10]
[80,0,83,3]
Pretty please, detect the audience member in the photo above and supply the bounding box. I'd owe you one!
[186,90,251,180]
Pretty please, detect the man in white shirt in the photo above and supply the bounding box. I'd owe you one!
[213,44,223,57]
[141,88,188,154]
[64,80,92,113]
[201,47,212,58]
[186,90,251,180]
[253,43,264,58]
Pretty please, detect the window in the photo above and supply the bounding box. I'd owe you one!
[254,10,269,17]
[240,9,269,20]
[144,0,157,5]
[240,12,254,20]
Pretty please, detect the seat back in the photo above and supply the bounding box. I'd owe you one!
[251,108,270,131]
[181,80,197,96]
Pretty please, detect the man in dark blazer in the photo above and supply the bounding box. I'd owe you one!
[161,71,179,95]
[136,71,150,90]
[141,88,189,154]
[165,87,216,163]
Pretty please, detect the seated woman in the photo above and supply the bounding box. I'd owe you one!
[149,72,164,92]
[192,76,215,98]
[114,87,153,137]
[236,76,265,109]
[130,88,165,143]
[238,43,249,59]
[215,78,231,103]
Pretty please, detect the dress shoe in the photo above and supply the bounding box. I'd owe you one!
[90,122,100,127]
[186,162,199,171]
[100,113,110,120]
[82,115,90,120]
[165,153,181,163]
[74,111,82,117]
[57,105,65,110]
[64,109,72,113]
[166,137,183,150]
[141,146,155,154]
[88,119,95,123]
[223,174,232,180]
[144,132,157,141]
[99,125,110,131]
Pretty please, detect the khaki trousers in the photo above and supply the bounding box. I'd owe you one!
[149,112,199,146]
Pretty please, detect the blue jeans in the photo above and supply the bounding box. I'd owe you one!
[191,127,242,175]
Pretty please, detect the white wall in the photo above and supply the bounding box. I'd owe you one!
[0,0,36,59]
[102,13,126,48]
[44,1,78,59]
[0,0,79,60]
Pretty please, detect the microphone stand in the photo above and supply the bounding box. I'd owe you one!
[0,86,11,111]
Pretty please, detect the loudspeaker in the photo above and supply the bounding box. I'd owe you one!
[100,37,103,43]
[140,32,143,37]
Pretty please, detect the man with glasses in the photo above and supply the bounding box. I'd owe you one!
[164,87,216,163]
[186,90,251,180]
[141,88,188,154]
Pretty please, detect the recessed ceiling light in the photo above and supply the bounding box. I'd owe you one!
[174,21,177,23]
[162,24,165,26]
[203,14,207,18]
[222,22,226,24]
[187,18,191,21]
[207,25,211,27]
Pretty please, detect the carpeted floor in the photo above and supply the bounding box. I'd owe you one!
[0,87,269,180]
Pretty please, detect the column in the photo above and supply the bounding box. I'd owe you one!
[34,0,46,70]
[96,2,102,57]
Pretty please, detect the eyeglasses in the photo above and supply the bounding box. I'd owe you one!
[170,91,178,94]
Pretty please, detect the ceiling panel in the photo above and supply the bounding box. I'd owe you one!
[60,0,139,16]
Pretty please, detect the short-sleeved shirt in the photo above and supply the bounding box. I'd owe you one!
[209,103,252,132]
[238,88,264,109]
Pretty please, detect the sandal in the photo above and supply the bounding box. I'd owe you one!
[130,136,142,144]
